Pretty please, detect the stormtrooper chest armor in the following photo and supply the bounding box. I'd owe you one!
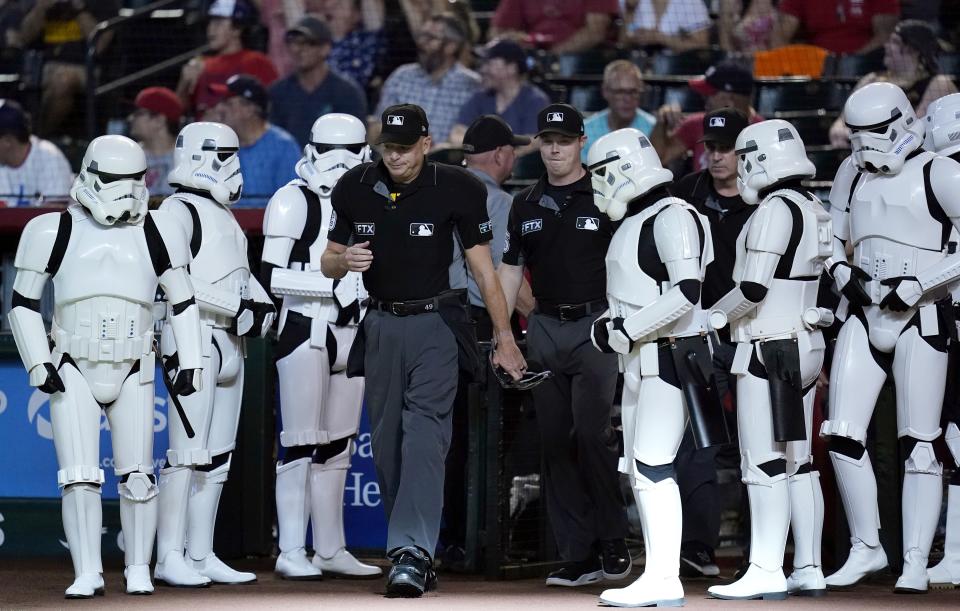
[179,194,251,295]
[849,153,949,299]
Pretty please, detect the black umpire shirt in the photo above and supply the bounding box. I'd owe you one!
[502,170,613,307]
[671,169,753,309]
[328,160,493,302]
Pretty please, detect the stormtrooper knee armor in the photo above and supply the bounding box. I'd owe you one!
[705,120,831,600]
[821,83,960,592]
[154,122,275,587]
[8,136,203,597]
[262,114,380,579]
[585,128,716,607]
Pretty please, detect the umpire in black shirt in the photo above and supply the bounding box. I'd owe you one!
[669,107,751,577]
[321,103,525,597]
[497,103,630,587]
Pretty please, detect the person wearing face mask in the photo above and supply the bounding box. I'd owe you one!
[828,20,957,148]
[668,108,752,578]
[261,113,382,581]
[372,13,480,147]
[153,122,276,588]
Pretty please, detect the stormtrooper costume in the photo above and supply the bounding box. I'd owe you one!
[918,93,960,589]
[707,120,832,600]
[261,114,380,579]
[822,82,960,593]
[153,122,275,587]
[8,136,203,597]
[585,128,716,608]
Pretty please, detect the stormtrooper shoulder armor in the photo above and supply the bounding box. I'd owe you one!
[147,209,191,271]
[928,155,960,220]
[746,197,793,256]
[15,212,67,273]
[264,184,309,240]
[654,203,700,262]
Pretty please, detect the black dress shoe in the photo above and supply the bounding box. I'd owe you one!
[386,547,437,598]
[599,538,633,580]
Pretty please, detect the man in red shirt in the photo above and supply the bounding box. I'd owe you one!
[773,0,900,55]
[651,62,762,172]
[489,0,618,54]
[177,0,278,118]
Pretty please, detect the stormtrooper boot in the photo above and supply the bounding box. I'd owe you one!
[310,453,382,577]
[61,484,105,599]
[928,485,960,588]
[894,457,942,594]
[825,450,888,589]
[709,471,789,601]
[786,471,826,596]
[274,458,323,580]
[154,466,210,587]
[599,474,684,608]
[187,461,256,584]
[118,473,158,595]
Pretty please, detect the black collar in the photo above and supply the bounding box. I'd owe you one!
[174,186,213,199]
[625,186,671,218]
[524,166,592,202]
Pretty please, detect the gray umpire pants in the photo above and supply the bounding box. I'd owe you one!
[526,312,628,562]
[363,309,459,557]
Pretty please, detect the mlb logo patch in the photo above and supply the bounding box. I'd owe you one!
[547,112,564,122]
[410,223,434,236]
[709,117,726,127]
[479,220,492,234]
[521,219,543,235]
[354,222,375,236]
[328,210,337,231]
[387,115,404,126]
[576,217,600,231]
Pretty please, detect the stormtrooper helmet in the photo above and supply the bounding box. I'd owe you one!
[70,135,149,225]
[168,122,243,205]
[734,119,815,205]
[586,128,672,221]
[296,113,370,197]
[925,93,960,157]
[843,82,923,175]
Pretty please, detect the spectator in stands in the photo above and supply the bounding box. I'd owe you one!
[489,0,618,54]
[582,60,656,162]
[0,0,24,71]
[0,99,72,206]
[268,15,368,147]
[651,61,762,172]
[20,0,120,137]
[322,0,386,89]
[213,74,300,207]
[620,0,711,52]
[717,0,780,52]
[829,19,956,147]
[129,86,181,199]
[178,0,278,118]
[373,13,480,145]
[772,0,899,55]
[448,39,548,151]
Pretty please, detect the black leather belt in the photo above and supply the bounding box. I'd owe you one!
[369,290,464,317]
[536,299,607,322]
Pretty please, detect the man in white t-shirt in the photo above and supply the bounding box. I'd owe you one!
[0,100,74,206]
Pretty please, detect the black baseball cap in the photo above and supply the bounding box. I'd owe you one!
[689,61,754,98]
[377,104,429,145]
[209,74,269,112]
[476,39,528,74]
[535,103,584,138]
[285,14,332,46]
[463,115,531,154]
[699,108,749,147]
[0,99,29,134]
